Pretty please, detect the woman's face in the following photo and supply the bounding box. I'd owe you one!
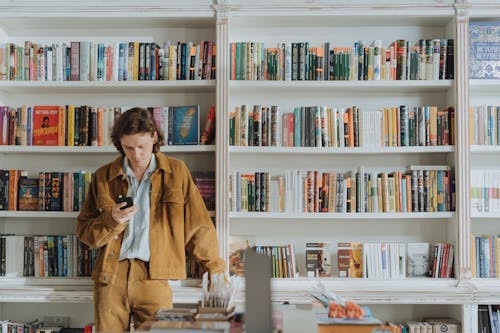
[120,131,157,171]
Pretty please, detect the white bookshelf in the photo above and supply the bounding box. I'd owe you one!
[0,0,218,326]
[0,0,499,331]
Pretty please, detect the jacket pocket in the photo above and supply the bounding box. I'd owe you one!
[163,189,184,219]
[96,194,116,212]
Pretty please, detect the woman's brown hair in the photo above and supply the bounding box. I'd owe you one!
[111,107,165,155]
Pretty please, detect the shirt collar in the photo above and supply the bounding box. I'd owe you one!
[123,154,157,179]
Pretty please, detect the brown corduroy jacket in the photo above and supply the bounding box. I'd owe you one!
[76,152,225,284]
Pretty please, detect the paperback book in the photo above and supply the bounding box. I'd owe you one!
[32,105,61,146]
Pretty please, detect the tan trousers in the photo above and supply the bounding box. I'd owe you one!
[94,259,172,332]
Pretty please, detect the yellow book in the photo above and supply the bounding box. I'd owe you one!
[133,41,140,80]
[429,106,438,145]
[391,106,398,147]
[168,44,177,80]
[67,105,75,146]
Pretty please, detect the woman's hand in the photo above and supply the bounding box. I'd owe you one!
[111,202,138,224]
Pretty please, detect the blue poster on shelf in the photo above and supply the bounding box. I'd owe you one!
[470,21,500,79]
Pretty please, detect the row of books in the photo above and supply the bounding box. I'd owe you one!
[229,166,455,213]
[0,104,216,147]
[0,234,97,277]
[0,40,216,81]
[337,241,453,280]
[230,39,454,81]
[191,171,216,211]
[0,170,93,212]
[229,238,453,279]
[0,234,209,279]
[469,105,500,145]
[396,318,460,333]
[478,304,500,333]
[0,320,94,333]
[229,104,455,148]
[0,169,215,213]
[470,170,500,214]
[254,244,297,278]
[471,234,500,279]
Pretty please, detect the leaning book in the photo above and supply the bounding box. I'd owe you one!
[470,21,500,79]
[32,105,61,146]
[168,105,200,145]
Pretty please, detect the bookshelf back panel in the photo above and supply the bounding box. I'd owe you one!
[3,22,215,42]
[229,91,452,114]
[0,152,215,174]
[229,22,453,44]
[368,303,461,323]
[471,220,500,235]
[470,155,500,168]
[0,219,77,236]
[229,154,452,170]
[1,92,216,117]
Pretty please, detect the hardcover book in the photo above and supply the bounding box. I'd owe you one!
[306,242,331,278]
[168,105,200,145]
[32,105,61,146]
[18,177,39,211]
[470,21,500,79]
[407,242,430,277]
[228,235,255,276]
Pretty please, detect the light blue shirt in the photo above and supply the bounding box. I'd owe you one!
[119,154,157,262]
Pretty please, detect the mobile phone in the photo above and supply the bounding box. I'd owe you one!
[116,196,133,210]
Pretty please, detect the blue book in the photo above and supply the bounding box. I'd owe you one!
[470,21,500,79]
[169,105,200,145]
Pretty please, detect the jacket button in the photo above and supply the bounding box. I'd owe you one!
[114,235,119,239]
[109,252,115,258]
[99,208,103,212]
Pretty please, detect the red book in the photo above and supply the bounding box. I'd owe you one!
[32,105,61,146]
[200,105,215,145]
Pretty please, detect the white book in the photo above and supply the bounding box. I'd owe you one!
[407,242,430,277]
[79,41,90,81]
[373,39,381,80]
[89,41,96,81]
[5,235,24,277]
[284,42,292,81]
[329,107,337,147]
[112,42,120,81]
[337,108,345,148]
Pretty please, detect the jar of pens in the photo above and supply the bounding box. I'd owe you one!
[195,272,239,322]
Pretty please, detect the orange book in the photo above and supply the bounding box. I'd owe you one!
[8,169,20,211]
[58,105,65,146]
[97,107,104,146]
[200,105,216,145]
[347,108,354,147]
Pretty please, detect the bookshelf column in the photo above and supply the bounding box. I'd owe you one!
[215,4,230,263]
[454,3,471,281]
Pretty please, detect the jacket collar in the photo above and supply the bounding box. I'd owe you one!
[108,152,173,181]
